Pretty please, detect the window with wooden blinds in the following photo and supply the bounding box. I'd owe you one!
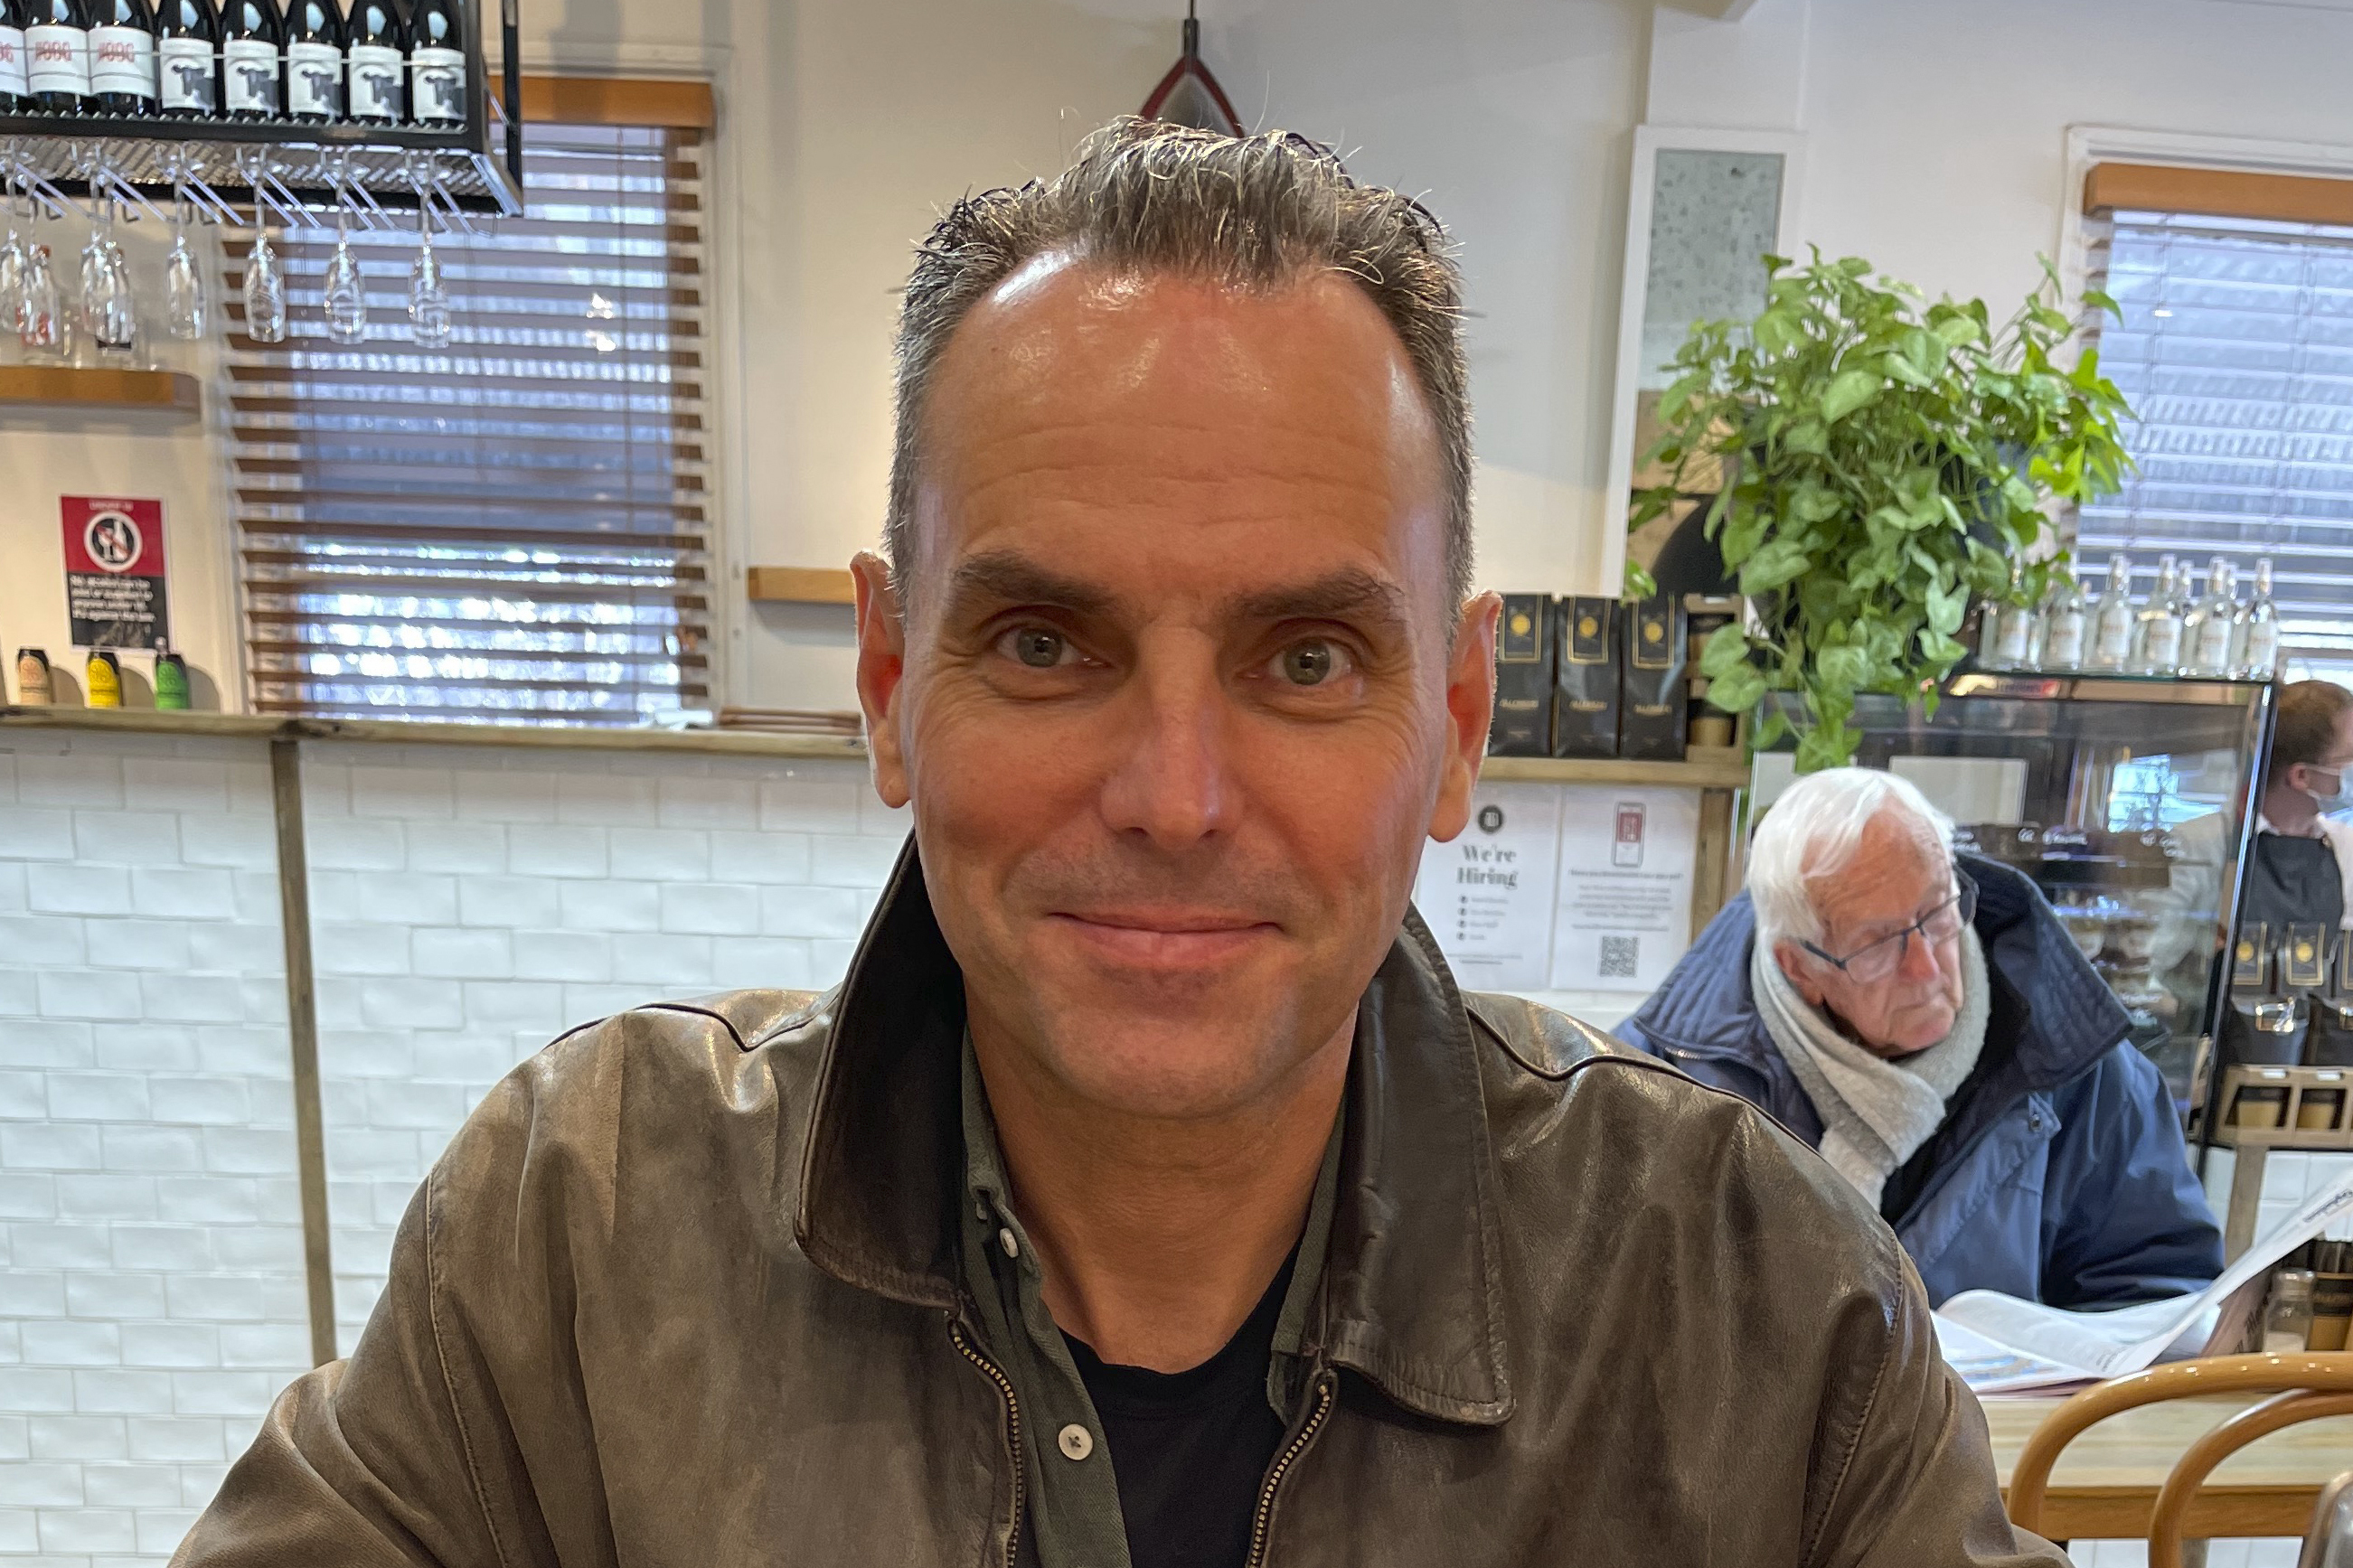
[2077,174,2353,685]
[229,118,708,725]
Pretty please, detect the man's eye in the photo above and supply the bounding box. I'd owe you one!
[1274,638,1350,687]
[1002,627,1070,669]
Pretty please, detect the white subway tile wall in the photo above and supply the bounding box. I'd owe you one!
[1,732,908,1567]
[296,743,906,1357]
[0,733,308,1568]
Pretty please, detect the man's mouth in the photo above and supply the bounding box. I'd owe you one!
[1045,909,1281,969]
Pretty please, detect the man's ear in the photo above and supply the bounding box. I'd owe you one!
[852,550,911,809]
[1774,940,1828,1009]
[1426,591,1501,843]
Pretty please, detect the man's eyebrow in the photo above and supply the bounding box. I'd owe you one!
[941,551,1117,617]
[1228,569,1411,629]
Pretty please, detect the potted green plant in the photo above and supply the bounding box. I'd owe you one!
[1628,250,2134,772]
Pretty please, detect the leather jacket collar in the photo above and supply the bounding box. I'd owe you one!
[793,837,1515,1425]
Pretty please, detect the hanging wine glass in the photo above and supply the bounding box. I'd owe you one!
[80,188,138,361]
[19,240,64,359]
[0,168,28,357]
[165,185,207,342]
[408,192,451,348]
[242,228,288,344]
[321,152,369,345]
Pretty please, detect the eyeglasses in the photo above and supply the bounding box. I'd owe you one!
[1799,872,1977,985]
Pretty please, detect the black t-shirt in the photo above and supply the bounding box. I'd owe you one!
[1061,1251,1296,1568]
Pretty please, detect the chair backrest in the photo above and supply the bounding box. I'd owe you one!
[2149,1388,2353,1568]
[2006,1350,2353,1552]
[2298,1469,2353,1568]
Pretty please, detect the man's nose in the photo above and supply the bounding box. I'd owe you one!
[1096,635,1233,850]
[1895,925,1944,982]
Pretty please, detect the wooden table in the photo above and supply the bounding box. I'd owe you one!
[1985,1394,2353,1541]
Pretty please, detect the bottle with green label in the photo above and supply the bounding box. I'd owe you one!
[153,642,189,709]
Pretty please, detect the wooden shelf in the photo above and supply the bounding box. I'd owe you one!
[1480,746,1749,790]
[748,566,857,605]
[0,366,201,417]
[0,707,870,763]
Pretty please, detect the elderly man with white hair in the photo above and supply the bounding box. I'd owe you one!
[1621,767,2221,1308]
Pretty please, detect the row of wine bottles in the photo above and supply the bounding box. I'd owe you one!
[0,0,466,126]
[1981,552,2282,679]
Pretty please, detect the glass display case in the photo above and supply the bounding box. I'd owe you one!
[1755,674,2275,1112]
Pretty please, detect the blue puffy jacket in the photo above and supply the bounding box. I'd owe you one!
[1616,855,2222,1308]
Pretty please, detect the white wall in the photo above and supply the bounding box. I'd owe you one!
[10,0,2353,703]
[0,733,308,1563]
[1651,0,2353,317]
[0,727,912,1567]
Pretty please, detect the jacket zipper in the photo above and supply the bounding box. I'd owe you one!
[950,1320,1025,1568]
[1243,1371,1335,1568]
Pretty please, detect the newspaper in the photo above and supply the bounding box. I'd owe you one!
[1934,1160,2353,1395]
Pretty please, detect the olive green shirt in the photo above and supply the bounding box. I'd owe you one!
[957,1040,1342,1568]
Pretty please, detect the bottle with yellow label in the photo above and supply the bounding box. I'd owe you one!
[86,650,123,709]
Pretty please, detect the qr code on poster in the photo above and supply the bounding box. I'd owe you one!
[1598,935,1640,980]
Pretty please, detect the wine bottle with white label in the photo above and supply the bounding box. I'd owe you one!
[26,0,92,112]
[219,0,278,117]
[155,0,217,115]
[0,0,33,113]
[407,0,460,124]
[88,0,155,115]
[344,0,399,122]
[281,0,340,120]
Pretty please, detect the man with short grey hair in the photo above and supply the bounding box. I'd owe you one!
[180,123,2063,1567]
[1624,766,2220,1309]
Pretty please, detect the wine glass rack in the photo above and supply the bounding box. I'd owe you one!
[0,0,522,223]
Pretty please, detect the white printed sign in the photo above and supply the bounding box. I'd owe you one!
[1548,784,1699,992]
[1413,782,1563,993]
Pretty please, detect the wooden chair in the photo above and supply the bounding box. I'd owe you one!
[2007,1351,2353,1568]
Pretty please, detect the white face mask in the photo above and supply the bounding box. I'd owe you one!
[2305,765,2353,814]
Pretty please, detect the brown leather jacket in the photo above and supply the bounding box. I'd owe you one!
[176,850,2063,1567]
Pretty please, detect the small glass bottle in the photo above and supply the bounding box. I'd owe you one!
[2133,553,2185,675]
[2238,557,2280,679]
[1995,584,2040,672]
[2089,552,2135,671]
[2039,572,2087,671]
[2187,558,2240,678]
[2264,1267,2317,1353]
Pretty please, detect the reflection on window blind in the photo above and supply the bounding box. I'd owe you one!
[2079,209,2353,671]
[229,122,707,725]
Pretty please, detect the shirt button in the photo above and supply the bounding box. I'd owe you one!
[1057,1423,1094,1461]
[998,1227,1019,1259]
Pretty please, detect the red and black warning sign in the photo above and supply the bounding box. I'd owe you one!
[61,496,170,651]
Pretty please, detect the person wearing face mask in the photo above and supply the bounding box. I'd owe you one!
[2154,681,2353,978]
[1621,767,2221,1307]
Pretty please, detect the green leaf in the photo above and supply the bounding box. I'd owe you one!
[1932,312,1983,348]
[1707,662,1767,715]
[1902,327,1946,382]
[1753,707,1791,749]
[1925,580,1967,636]
[1739,539,1812,596]
[1815,644,1870,694]
[1698,623,1753,679]
[1919,628,1969,667]
[1787,480,1843,525]
[1819,367,1882,425]
[1793,720,1861,774]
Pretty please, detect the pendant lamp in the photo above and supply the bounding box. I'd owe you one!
[1141,1,1244,136]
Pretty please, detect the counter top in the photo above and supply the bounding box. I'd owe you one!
[0,709,1751,788]
[0,707,871,762]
